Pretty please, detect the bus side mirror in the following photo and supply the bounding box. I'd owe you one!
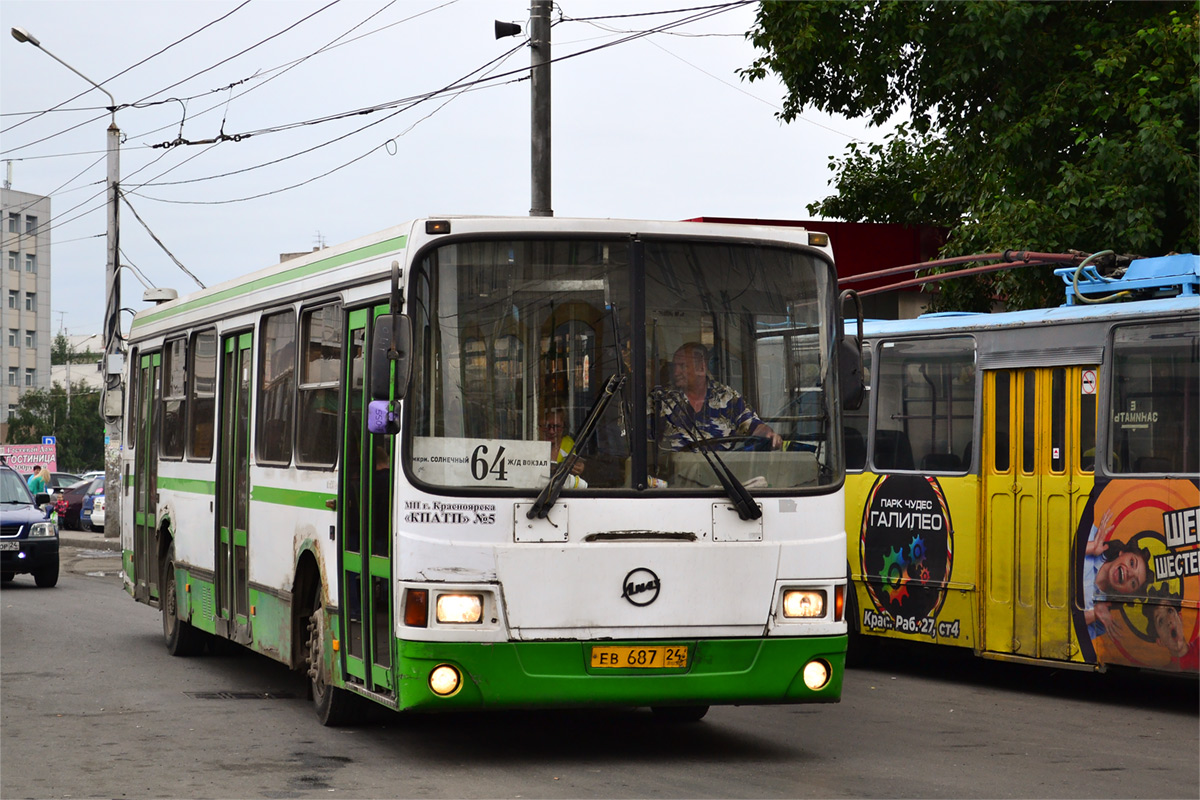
[838,336,864,411]
[838,289,865,411]
[367,314,413,435]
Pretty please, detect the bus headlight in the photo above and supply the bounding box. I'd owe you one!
[782,589,826,618]
[803,659,831,690]
[436,593,483,624]
[429,664,462,696]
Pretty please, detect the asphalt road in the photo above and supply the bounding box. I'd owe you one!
[1,545,1196,799]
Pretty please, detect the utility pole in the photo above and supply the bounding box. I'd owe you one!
[530,0,553,217]
[13,26,122,538]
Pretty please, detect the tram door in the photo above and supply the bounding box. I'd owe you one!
[982,366,1096,661]
[215,332,253,643]
[338,308,394,696]
[131,351,161,604]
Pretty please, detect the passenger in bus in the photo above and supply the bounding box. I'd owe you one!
[656,342,782,451]
[540,407,588,489]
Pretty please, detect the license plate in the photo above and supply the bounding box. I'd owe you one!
[0,541,18,551]
[590,645,688,669]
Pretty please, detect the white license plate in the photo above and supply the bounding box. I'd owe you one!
[0,541,19,551]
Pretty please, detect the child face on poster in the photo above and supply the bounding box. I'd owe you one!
[1150,604,1191,658]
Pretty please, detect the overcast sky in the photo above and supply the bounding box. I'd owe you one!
[1,0,891,338]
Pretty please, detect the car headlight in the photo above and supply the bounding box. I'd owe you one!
[782,589,826,618]
[29,522,57,538]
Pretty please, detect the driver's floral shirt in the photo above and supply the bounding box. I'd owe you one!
[652,380,766,451]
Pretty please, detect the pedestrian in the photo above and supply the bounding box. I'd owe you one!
[26,464,47,496]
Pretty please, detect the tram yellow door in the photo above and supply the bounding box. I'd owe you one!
[982,367,1096,662]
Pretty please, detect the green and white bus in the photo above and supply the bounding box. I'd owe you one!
[121,216,855,724]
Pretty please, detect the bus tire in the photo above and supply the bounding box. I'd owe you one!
[307,602,356,726]
[162,545,205,656]
[651,705,709,723]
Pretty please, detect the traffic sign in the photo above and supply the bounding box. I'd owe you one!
[41,436,56,445]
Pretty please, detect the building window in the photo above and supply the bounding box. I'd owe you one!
[7,329,15,347]
[7,368,15,386]
[25,330,35,349]
[25,215,37,234]
[24,254,36,273]
[25,293,35,311]
[6,213,17,233]
[7,291,16,309]
[7,252,16,271]
[24,369,35,386]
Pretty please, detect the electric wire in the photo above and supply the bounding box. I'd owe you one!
[120,192,206,288]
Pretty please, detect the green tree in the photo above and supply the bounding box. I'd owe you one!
[5,381,104,473]
[51,331,70,366]
[743,1,1199,310]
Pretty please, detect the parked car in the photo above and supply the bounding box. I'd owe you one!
[47,471,81,502]
[82,485,105,531]
[0,456,59,587]
[79,470,104,482]
[58,477,104,531]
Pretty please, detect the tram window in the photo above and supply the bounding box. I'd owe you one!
[1109,321,1199,475]
[257,309,296,466]
[993,371,1010,472]
[1021,370,1036,473]
[296,303,342,467]
[1078,371,1097,472]
[844,346,871,471]
[873,337,974,473]
[187,330,216,461]
[1050,368,1066,472]
[161,338,186,460]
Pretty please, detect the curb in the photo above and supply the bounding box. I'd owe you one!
[59,530,121,552]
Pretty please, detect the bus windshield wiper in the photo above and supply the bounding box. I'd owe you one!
[528,374,626,520]
[666,397,762,521]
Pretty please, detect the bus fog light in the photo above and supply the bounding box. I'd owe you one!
[436,593,483,624]
[783,589,826,618]
[803,659,831,691]
[429,664,461,696]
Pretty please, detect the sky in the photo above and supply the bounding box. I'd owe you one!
[1,0,891,338]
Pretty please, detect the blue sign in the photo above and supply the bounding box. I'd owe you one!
[41,436,56,445]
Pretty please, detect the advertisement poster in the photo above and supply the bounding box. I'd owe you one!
[1072,479,1200,673]
[858,474,960,640]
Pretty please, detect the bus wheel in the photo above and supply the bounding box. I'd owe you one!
[162,546,205,656]
[651,705,709,723]
[306,602,356,726]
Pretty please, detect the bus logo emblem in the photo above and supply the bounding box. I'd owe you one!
[621,568,661,606]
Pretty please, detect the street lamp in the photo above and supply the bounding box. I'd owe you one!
[12,25,122,537]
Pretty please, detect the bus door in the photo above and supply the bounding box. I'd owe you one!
[983,367,1095,662]
[131,351,161,604]
[215,332,252,643]
[338,308,394,696]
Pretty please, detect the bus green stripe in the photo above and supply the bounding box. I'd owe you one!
[132,235,408,329]
[250,485,335,511]
[158,476,216,494]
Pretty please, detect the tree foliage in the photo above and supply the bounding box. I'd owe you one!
[5,382,104,473]
[743,1,1199,310]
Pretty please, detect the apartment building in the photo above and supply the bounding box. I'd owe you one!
[1,187,53,436]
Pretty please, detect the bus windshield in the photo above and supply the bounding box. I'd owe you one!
[408,236,838,493]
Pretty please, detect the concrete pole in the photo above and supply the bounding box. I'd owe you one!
[103,120,122,539]
[530,0,552,217]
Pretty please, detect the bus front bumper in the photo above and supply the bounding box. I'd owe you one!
[394,635,846,711]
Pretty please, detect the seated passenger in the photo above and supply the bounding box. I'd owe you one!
[540,407,587,488]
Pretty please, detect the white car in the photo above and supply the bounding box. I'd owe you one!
[83,491,105,530]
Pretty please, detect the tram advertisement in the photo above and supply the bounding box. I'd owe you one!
[1072,479,1200,673]
[858,475,958,639]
